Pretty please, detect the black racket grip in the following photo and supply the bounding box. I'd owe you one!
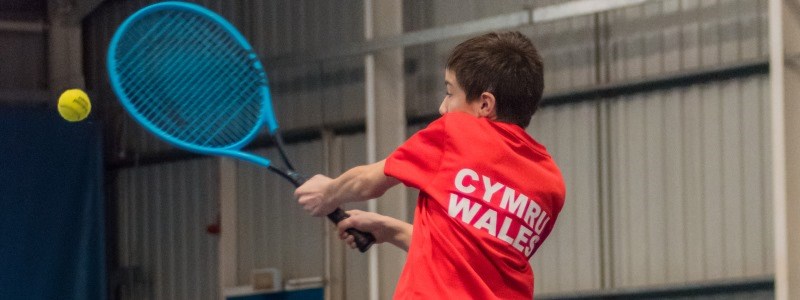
[287,170,375,252]
[327,208,376,253]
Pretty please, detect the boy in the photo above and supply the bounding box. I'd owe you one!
[295,31,565,299]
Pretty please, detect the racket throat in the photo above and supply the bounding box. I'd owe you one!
[269,165,306,187]
[273,133,295,171]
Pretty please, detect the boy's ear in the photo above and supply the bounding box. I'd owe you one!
[477,92,497,119]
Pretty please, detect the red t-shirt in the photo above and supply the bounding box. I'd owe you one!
[384,112,565,300]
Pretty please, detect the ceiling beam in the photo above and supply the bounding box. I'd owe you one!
[49,0,105,25]
[0,20,48,33]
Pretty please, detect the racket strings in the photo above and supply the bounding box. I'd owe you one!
[180,38,260,141]
[120,16,208,126]
[122,14,242,126]
[120,10,257,145]
[112,10,263,148]
[117,18,187,106]
[180,39,261,146]
[116,13,223,129]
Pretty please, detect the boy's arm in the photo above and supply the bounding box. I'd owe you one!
[295,159,400,217]
[336,210,413,251]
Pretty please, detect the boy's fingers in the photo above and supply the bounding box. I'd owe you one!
[337,218,354,235]
[346,209,363,216]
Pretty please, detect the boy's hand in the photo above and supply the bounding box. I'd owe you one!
[337,210,412,251]
[336,210,390,247]
[295,174,337,217]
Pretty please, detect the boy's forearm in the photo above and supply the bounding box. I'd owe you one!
[382,217,413,251]
[328,160,399,206]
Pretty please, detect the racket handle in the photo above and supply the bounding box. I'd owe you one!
[280,168,375,252]
[327,208,376,253]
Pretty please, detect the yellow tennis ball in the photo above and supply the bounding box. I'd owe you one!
[58,89,91,122]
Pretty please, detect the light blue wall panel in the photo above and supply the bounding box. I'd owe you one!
[607,75,772,288]
[528,101,603,294]
[116,158,220,300]
[607,0,767,82]
[235,141,326,286]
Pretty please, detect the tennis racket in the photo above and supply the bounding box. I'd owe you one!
[107,1,375,252]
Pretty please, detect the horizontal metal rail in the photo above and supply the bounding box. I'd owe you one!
[0,89,50,106]
[267,0,653,69]
[0,20,48,33]
[544,58,770,105]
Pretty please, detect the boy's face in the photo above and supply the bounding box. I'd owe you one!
[440,69,484,117]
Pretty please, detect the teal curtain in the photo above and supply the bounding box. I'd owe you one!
[0,107,106,300]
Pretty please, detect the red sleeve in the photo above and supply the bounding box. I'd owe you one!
[384,116,447,190]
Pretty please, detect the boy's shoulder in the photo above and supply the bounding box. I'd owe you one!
[435,112,509,141]
[437,112,550,158]
[438,112,520,135]
[427,112,491,141]
[437,112,487,129]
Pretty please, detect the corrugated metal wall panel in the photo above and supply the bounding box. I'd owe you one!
[0,32,47,91]
[404,43,440,117]
[235,141,326,286]
[271,64,323,130]
[608,74,772,288]
[526,15,597,94]
[528,102,603,294]
[607,0,767,82]
[116,158,219,300]
[319,57,366,126]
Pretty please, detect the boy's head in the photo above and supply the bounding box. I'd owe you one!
[442,31,544,128]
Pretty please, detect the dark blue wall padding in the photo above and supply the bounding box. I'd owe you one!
[227,288,324,300]
[0,107,106,300]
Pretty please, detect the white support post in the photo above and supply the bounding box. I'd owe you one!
[364,1,408,299]
[46,0,103,96]
[47,22,84,94]
[0,20,48,33]
[218,158,238,298]
[323,130,347,300]
[768,0,800,299]
[61,0,106,25]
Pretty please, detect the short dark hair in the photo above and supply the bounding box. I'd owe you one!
[446,31,544,128]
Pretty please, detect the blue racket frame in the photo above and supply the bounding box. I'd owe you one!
[107,1,280,169]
